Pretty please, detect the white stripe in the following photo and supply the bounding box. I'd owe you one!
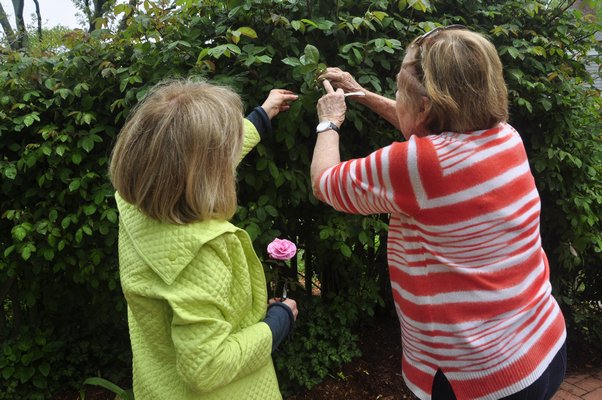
[477,330,566,400]
[438,131,498,161]
[407,188,540,235]
[407,137,427,205]
[425,159,532,209]
[387,235,542,276]
[401,369,430,400]
[397,283,551,340]
[390,259,545,305]
[441,132,522,175]
[401,300,556,366]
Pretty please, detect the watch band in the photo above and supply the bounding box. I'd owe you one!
[316,121,340,134]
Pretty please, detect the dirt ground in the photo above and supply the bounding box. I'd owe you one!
[286,312,418,400]
[55,313,416,400]
[56,312,599,400]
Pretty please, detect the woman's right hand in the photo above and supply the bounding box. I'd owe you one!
[317,79,346,127]
[268,297,298,321]
[319,67,364,94]
[281,298,298,321]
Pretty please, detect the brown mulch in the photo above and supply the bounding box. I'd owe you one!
[55,312,600,400]
[286,312,418,400]
[55,313,416,400]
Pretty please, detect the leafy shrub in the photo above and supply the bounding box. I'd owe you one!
[1,0,600,397]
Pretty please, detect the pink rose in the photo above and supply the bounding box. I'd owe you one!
[267,238,297,261]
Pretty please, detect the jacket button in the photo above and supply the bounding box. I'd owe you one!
[168,252,177,262]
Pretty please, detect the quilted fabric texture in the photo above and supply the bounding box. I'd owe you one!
[115,120,282,399]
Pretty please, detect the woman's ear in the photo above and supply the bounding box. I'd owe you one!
[418,95,431,115]
[414,96,432,136]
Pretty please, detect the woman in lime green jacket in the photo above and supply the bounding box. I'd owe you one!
[109,79,299,400]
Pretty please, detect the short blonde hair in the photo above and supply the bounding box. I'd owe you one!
[109,79,244,224]
[400,29,508,133]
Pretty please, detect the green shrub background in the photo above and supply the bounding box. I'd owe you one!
[1,0,600,398]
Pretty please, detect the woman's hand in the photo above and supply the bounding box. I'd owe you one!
[269,297,298,321]
[319,67,364,95]
[317,79,346,127]
[261,89,299,120]
[281,298,298,321]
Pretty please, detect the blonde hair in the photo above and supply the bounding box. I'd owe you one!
[109,79,244,224]
[401,29,508,133]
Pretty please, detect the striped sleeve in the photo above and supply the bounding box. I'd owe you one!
[315,142,419,216]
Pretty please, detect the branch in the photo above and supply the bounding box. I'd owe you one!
[118,0,139,31]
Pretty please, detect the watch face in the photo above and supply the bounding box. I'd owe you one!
[317,122,330,131]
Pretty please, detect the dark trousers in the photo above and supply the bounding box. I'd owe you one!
[432,341,567,400]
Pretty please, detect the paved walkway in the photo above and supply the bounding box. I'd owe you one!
[552,369,602,400]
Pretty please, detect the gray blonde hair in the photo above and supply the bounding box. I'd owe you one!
[109,79,244,224]
[400,29,508,133]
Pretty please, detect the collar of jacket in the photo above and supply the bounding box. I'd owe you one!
[115,192,239,285]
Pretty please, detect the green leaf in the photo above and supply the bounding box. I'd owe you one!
[4,165,17,179]
[304,45,320,64]
[291,20,304,31]
[13,226,28,241]
[237,26,257,39]
[268,161,279,179]
[2,367,14,379]
[69,180,81,191]
[340,244,352,257]
[80,136,94,152]
[281,57,301,67]
[21,246,32,261]
[84,377,132,400]
[300,18,318,28]
[371,11,388,21]
[507,47,523,60]
[72,153,82,164]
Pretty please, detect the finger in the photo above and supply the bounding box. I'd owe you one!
[322,79,335,93]
[281,93,299,101]
[272,89,295,95]
[318,68,338,81]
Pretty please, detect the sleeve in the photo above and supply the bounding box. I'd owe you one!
[238,106,270,163]
[315,142,419,216]
[245,106,272,136]
[263,302,295,352]
[167,249,273,393]
[239,119,261,163]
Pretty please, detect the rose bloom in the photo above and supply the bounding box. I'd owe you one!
[267,238,297,261]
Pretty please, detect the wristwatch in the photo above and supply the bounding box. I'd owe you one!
[316,121,340,134]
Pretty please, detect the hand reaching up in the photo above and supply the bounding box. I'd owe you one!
[261,89,299,120]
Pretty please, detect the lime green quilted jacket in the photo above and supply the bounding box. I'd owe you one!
[116,121,282,399]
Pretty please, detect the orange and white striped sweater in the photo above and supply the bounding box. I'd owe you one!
[316,123,566,400]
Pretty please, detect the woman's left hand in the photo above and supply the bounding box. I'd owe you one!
[261,89,299,120]
[317,79,346,127]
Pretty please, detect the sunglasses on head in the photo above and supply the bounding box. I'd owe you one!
[413,24,468,47]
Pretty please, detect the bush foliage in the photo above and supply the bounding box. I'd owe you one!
[1,0,600,398]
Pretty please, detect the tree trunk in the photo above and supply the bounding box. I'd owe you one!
[0,2,18,49]
[11,0,26,49]
[32,0,42,40]
[89,0,111,32]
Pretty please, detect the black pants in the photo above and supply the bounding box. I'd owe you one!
[432,341,567,400]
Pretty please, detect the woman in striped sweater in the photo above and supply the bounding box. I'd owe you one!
[311,26,567,400]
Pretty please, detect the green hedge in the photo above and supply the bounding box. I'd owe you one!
[1,0,600,398]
